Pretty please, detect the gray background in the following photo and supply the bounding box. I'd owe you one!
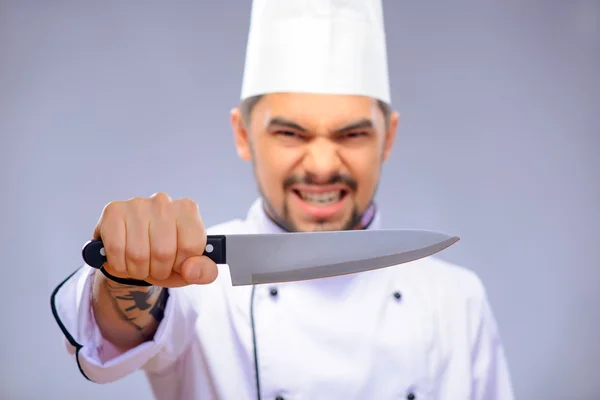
[1,1,598,399]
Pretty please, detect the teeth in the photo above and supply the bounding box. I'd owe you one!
[299,190,342,205]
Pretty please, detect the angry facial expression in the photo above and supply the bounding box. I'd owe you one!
[231,92,398,232]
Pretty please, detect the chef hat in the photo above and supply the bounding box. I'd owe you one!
[240,0,391,104]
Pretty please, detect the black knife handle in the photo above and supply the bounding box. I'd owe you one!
[82,235,227,269]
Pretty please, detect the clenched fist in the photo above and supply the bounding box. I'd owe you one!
[93,192,218,287]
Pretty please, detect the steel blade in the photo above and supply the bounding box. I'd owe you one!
[224,229,459,286]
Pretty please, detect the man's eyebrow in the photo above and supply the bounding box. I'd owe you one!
[266,117,374,133]
[267,117,307,132]
[334,118,374,133]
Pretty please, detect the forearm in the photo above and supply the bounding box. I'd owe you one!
[91,270,168,351]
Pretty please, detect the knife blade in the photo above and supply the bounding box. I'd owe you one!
[81,229,459,286]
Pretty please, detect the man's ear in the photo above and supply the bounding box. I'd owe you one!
[383,111,400,162]
[230,107,252,161]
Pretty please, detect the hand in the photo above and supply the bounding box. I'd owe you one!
[92,192,218,288]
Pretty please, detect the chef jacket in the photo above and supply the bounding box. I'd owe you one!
[51,198,515,400]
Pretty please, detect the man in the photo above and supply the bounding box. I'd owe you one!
[51,0,514,399]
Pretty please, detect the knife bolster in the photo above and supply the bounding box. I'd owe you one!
[204,235,227,264]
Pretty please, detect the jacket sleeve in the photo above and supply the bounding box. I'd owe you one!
[50,265,199,384]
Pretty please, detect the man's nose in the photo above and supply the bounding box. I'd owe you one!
[302,139,342,183]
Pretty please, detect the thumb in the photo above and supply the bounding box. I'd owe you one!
[144,271,191,288]
[179,256,219,285]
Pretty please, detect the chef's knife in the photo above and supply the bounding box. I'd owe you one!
[82,229,459,286]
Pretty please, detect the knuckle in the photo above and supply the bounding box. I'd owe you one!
[102,201,124,220]
[103,240,125,257]
[153,200,175,220]
[128,196,146,205]
[126,247,149,264]
[180,235,207,255]
[127,268,146,280]
[127,196,149,212]
[150,192,172,204]
[129,201,151,220]
[150,265,171,280]
[151,243,175,262]
[177,197,199,213]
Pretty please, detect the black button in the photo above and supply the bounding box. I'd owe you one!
[407,392,415,400]
[393,291,402,300]
[270,287,278,296]
[275,396,285,400]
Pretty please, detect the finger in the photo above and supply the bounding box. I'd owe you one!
[179,256,218,285]
[149,207,177,281]
[124,205,151,280]
[173,198,206,273]
[93,200,122,239]
[100,218,127,275]
[145,270,191,288]
[93,201,127,275]
[92,206,107,240]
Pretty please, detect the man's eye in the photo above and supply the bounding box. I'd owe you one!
[277,131,298,137]
[345,131,367,138]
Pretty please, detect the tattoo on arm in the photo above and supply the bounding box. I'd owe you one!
[104,280,169,340]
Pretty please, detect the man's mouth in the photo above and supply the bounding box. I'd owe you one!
[292,189,348,206]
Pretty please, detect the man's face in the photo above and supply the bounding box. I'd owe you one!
[231,93,398,232]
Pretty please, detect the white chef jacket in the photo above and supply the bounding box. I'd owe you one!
[51,198,515,400]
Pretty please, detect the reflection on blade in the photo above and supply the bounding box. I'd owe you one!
[226,229,459,286]
[231,236,459,286]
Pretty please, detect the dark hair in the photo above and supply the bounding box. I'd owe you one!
[240,94,392,128]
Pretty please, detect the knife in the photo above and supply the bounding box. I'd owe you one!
[82,229,459,286]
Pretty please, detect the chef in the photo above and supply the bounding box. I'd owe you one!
[50,0,515,399]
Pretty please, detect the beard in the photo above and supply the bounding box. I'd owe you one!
[256,172,371,233]
[277,197,362,232]
[247,143,378,232]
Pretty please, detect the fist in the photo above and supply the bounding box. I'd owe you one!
[93,192,218,287]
